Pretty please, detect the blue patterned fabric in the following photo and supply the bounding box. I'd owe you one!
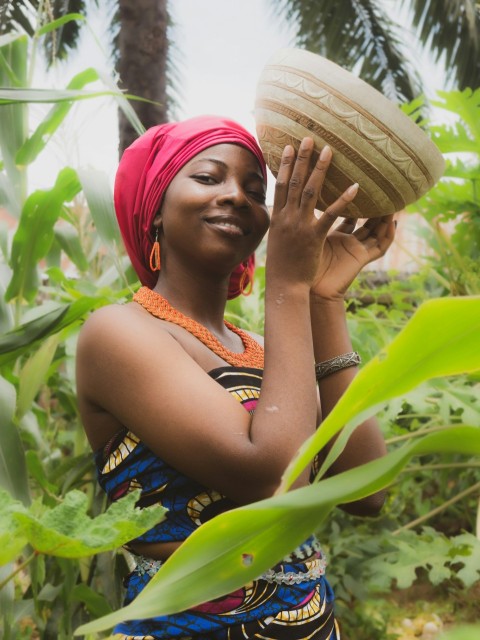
[95,366,340,639]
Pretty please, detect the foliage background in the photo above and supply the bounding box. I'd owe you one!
[0,2,479,639]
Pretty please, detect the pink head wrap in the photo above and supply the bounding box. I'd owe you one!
[114,115,267,298]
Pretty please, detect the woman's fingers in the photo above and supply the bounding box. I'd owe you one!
[272,145,295,212]
[273,140,334,214]
[354,214,396,259]
[298,144,332,211]
[314,182,359,232]
[285,137,315,206]
[335,217,357,234]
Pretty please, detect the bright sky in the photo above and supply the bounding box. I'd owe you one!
[30,0,295,193]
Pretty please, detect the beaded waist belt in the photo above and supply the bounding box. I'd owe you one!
[134,549,327,586]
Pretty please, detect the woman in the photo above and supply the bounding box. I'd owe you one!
[76,115,395,639]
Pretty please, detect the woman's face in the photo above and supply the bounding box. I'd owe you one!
[155,144,270,272]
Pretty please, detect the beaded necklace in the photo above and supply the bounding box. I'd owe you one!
[133,286,264,369]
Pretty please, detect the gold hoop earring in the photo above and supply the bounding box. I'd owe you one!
[239,265,253,296]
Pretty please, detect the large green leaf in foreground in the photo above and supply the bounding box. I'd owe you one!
[76,296,480,635]
[280,295,480,491]
[76,427,480,635]
[0,490,166,564]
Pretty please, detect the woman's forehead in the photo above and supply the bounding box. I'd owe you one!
[186,144,266,179]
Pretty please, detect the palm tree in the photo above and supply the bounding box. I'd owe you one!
[271,0,480,103]
[0,0,172,153]
[115,0,170,152]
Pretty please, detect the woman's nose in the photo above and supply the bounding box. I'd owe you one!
[216,179,249,206]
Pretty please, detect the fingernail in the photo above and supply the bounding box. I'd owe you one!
[301,137,313,150]
[346,183,359,197]
[320,145,331,161]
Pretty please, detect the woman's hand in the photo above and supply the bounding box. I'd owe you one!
[308,147,396,300]
[310,213,396,300]
[267,140,395,297]
[266,138,344,290]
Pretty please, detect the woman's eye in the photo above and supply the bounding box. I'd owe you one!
[249,191,266,203]
[193,174,216,184]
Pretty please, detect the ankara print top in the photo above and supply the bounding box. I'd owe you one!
[94,366,263,544]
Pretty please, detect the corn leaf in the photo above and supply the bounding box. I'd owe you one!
[54,225,90,272]
[17,334,60,419]
[0,36,28,207]
[15,68,100,166]
[78,167,122,247]
[0,376,30,505]
[0,296,106,365]
[6,167,82,302]
[280,296,480,491]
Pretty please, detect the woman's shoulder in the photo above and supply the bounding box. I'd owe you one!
[77,301,170,355]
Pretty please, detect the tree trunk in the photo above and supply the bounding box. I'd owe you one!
[117,0,169,156]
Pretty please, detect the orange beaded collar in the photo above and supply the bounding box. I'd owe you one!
[133,286,264,369]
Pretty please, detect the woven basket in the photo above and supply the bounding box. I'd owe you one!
[255,48,445,218]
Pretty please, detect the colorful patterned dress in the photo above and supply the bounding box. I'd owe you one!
[95,366,340,639]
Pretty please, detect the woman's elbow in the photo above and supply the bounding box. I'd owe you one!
[339,488,387,518]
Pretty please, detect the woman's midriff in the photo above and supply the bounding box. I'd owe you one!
[129,540,319,564]
[129,540,183,560]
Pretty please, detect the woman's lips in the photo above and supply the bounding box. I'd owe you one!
[204,219,247,236]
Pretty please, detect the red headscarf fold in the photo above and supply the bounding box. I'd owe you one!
[114,115,267,298]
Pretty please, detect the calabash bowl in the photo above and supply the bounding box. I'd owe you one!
[255,48,445,218]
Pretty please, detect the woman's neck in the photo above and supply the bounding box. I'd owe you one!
[152,267,231,334]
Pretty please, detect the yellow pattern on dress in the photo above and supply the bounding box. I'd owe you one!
[101,431,140,474]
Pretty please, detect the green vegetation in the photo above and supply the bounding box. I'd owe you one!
[1,9,479,640]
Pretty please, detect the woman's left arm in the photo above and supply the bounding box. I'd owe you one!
[308,168,396,514]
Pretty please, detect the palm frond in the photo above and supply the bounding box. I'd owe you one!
[0,0,94,66]
[41,0,90,65]
[270,0,422,103]
[406,0,480,89]
[0,0,37,36]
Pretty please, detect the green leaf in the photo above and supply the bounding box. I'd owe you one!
[0,491,30,565]
[15,68,100,166]
[454,533,480,587]
[0,489,166,564]
[78,167,121,247]
[281,296,480,491]
[0,296,105,366]
[0,36,29,204]
[17,334,60,419]
[54,225,89,272]
[442,626,480,640]
[25,450,58,496]
[6,167,82,301]
[433,89,480,145]
[0,87,154,106]
[0,376,30,505]
[0,87,127,104]
[0,33,25,48]
[36,13,86,37]
[71,584,113,618]
[96,69,146,137]
[74,426,480,635]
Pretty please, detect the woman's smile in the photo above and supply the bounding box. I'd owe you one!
[203,214,250,237]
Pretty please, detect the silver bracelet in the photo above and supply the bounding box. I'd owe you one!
[315,351,361,381]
